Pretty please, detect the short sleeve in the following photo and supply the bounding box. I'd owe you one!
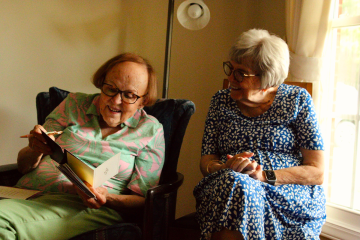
[293,90,324,150]
[201,94,220,156]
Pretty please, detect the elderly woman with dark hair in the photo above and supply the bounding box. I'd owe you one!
[0,53,164,240]
[194,29,326,240]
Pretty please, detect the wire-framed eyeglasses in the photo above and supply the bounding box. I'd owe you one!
[101,83,146,104]
[223,61,259,83]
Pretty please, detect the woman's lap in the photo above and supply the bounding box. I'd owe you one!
[194,169,326,240]
[0,193,123,240]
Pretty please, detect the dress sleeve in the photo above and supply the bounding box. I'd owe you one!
[293,90,324,150]
[201,94,220,156]
[127,124,165,196]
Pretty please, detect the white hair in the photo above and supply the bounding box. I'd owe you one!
[229,29,290,89]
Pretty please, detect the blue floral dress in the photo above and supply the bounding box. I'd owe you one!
[194,84,326,240]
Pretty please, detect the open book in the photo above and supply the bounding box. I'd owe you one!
[0,186,41,200]
[42,130,121,200]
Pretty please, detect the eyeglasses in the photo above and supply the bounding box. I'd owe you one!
[223,61,259,83]
[101,83,145,104]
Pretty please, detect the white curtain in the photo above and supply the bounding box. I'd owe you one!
[286,0,332,109]
[285,0,331,83]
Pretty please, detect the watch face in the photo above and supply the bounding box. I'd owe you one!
[267,171,276,180]
[265,170,276,185]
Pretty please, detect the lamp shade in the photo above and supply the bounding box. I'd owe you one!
[177,0,210,30]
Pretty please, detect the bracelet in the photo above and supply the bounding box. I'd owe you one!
[206,160,224,174]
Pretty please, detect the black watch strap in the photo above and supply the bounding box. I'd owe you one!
[264,170,276,185]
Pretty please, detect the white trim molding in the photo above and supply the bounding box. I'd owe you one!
[321,204,360,240]
[331,15,360,28]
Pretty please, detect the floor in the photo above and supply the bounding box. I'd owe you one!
[320,236,332,240]
[168,227,200,240]
[168,227,333,240]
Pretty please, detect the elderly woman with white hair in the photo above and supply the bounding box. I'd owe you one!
[194,29,326,240]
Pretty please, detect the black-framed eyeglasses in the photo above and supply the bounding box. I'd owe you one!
[101,83,146,104]
[223,61,259,83]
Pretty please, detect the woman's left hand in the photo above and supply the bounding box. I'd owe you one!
[248,164,264,180]
[74,182,108,209]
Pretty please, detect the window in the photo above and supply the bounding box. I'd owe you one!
[321,0,360,238]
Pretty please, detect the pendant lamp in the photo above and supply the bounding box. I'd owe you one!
[177,0,210,30]
[162,0,210,98]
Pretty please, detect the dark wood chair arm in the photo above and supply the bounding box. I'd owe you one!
[0,163,18,172]
[142,172,184,240]
[146,172,184,198]
[0,163,23,186]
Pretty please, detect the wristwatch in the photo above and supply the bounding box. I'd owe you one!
[264,170,276,185]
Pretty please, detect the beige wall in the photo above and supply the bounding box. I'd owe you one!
[0,0,167,164]
[0,0,285,218]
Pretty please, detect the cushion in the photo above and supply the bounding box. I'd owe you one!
[49,87,70,112]
[36,87,70,125]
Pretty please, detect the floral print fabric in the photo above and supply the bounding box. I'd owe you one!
[194,84,326,239]
[16,92,165,197]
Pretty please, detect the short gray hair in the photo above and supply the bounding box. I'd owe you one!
[229,29,289,89]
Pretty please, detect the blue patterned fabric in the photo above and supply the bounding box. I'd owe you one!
[194,84,326,240]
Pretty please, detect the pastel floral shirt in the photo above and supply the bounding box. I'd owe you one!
[16,92,165,196]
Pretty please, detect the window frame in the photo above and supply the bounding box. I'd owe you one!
[321,1,360,238]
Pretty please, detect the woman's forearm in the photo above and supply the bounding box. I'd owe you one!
[17,124,53,174]
[271,165,324,186]
[17,146,43,174]
[201,152,256,177]
[201,150,324,185]
[200,154,222,177]
[105,192,145,214]
[264,149,325,186]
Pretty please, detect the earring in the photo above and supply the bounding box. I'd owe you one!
[261,89,267,92]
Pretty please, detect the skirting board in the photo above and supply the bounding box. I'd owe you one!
[321,221,360,240]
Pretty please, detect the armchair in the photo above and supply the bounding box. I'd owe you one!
[0,87,195,240]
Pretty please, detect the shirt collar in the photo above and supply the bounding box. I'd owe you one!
[122,109,144,128]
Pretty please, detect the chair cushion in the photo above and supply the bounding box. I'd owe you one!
[49,87,70,112]
[68,223,141,240]
[36,91,51,125]
[36,87,70,125]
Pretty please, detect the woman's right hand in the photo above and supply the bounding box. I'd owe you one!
[226,153,264,180]
[17,125,53,174]
[27,125,53,155]
[225,152,256,174]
